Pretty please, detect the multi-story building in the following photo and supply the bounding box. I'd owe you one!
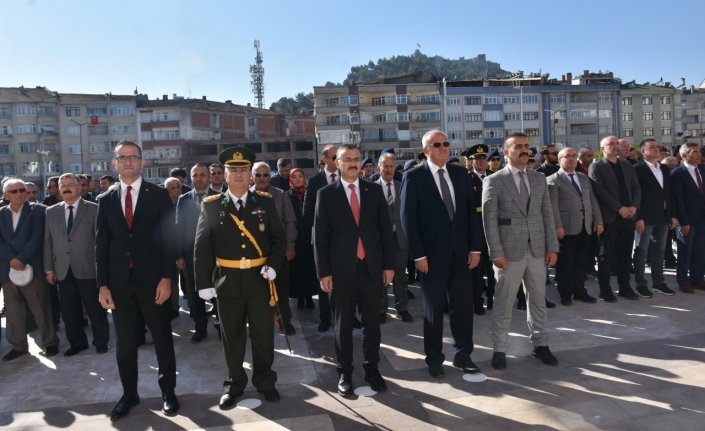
[619,81,682,148]
[681,86,705,146]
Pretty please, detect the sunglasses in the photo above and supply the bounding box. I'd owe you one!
[7,188,27,194]
[430,141,451,148]
[254,173,270,178]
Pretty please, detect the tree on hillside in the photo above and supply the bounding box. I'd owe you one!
[269,92,313,112]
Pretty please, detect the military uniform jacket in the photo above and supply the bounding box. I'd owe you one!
[193,192,286,298]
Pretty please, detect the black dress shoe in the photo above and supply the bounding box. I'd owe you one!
[379,313,387,324]
[352,317,363,329]
[219,392,242,410]
[486,298,493,310]
[618,287,639,300]
[428,363,445,378]
[337,373,354,398]
[260,387,280,402]
[96,346,109,354]
[407,290,415,299]
[318,319,331,332]
[599,290,618,303]
[64,346,88,357]
[517,300,527,311]
[364,369,387,392]
[473,303,486,315]
[533,346,558,365]
[398,310,414,322]
[545,299,556,308]
[284,323,296,335]
[162,390,179,416]
[453,356,480,373]
[560,298,572,306]
[2,349,28,361]
[41,346,59,357]
[191,330,207,343]
[491,352,507,370]
[573,294,597,303]
[110,394,140,421]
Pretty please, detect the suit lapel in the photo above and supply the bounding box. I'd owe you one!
[422,163,446,211]
[500,167,527,216]
[558,172,580,197]
[335,181,356,223]
[131,181,151,228]
[112,186,128,230]
[14,203,30,233]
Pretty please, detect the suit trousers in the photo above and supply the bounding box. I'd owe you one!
[183,262,208,332]
[330,259,382,374]
[218,287,276,395]
[556,228,591,300]
[633,223,669,288]
[111,272,176,396]
[675,223,705,287]
[379,243,409,314]
[492,250,548,352]
[598,218,635,292]
[58,267,109,350]
[2,277,59,351]
[420,257,474,367]
[472,245,496,307]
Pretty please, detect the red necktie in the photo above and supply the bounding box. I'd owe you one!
[696,169,704,194]
[125,185,133,229]
[348,184,365,260]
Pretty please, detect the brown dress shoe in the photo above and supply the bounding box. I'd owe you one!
[680,284,695,294]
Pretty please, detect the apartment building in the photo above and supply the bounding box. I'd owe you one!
[619,81,682,147]
[681,87,705,146]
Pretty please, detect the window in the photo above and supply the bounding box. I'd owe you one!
[373,113,387,123]
[643,128,654,136]
[267,141,290,152]
[247,117,255,127]
[446,97,460,106]
[598,93,613,103]
[37,105,56,117]
[0,125,12,136]
[623,128,633,137]
[43,142,57,152]
[484,95,501,105]
[554,126,566,136]
[504,112,521,121]
[91,161,111,172]
[483,128,504,138]
[661,96,671,105]
[372,96,386,106]
[88,124,109,135]
[642,97,653,105]
[598,109,612,119]
[395,94,407,105]
[525,128,540,137]
[66,106,81,117]
[87,106,108,116]
[16,105,36,115]
[141,131,152,141]
[447,114,462,123]
[324,97,339,107]
[414,111,440,122]
[661,111,672,120]
[41,124,56,134]
[522,95,538,104]
[0,145,10,155]
[484,111,502,121]
[153,130,180,140]
[69,163,82,173]
[0,105,11,118]
[294,140,314,151]
[643,112,653,121]
[22,161,40,175]
[466,130,482,139]
[69,145,81,154]
[17,124,37,134]
[550,94,566,104]
[140,112,152,123]
[416,94,439,103]
[325,116,340,126]
[465,96,482,105]
[523,112,539,120]
[599,125,614,134]
[621,97,632,106]
[90,143,109,153]
[662,127,672,135]
[621,112,633,122]
[0,163,15,175]
[109,103,135,116]
[448,131,462,140]
[20,142,38,153]
[569,109,597,119]
[249,133,256,140]
[465,113,482,122]
[397,112,409,122]
[503,96,519,105]
[110,123,136,134]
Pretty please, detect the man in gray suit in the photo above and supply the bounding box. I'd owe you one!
[482,132,559,370]
[377,152,413,323]
[547,148,604,306]
[45,173,109,356]
[589,136,641,302]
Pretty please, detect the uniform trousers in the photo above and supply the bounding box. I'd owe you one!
[2,277,59,351]
[492,249,548,352]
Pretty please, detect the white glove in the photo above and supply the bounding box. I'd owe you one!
[260,265,276,281]
[198,287,217,300]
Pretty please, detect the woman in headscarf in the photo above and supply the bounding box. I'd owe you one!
[287,169,317,309]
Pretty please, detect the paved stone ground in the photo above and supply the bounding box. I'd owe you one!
[2,267,705,430]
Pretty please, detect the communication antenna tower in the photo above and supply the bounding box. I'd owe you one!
[250,40,265,109]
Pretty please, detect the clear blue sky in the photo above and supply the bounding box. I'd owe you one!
[2,0,702,107]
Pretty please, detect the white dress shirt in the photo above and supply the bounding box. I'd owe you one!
[119,177,141,217]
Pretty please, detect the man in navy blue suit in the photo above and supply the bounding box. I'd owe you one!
[671,142,705,293]
[401,129,482,378]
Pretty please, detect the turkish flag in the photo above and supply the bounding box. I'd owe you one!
[91,116,99,125]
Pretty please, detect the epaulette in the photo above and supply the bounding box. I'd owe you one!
[254,190,272,199]
[203,194,221,203]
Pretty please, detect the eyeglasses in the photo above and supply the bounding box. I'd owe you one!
[429,141,451,148]
[6,188,27,194]
[325,154,337,160]
[254,173,270,178]
[115,155,141,163]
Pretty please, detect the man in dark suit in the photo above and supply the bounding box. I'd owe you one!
[671,142,705,293]
[209,163,228,193]
[44,173,109,356]
[269,158,291,190]
[0,179,59,361]
[589,136,642,302]
[401,129,482,378]
[376,152,412,323]
[633,139,677,297]
[314,144,395,397]
[194,147,286,409]
[176,163,217,342]
[547,148,603,305]
[303,144,338,332]
[96,139,179,420]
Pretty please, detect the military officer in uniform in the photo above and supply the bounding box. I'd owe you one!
[194,147,286,410]
[462,144,495,314]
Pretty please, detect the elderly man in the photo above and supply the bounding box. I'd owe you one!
[589,136,641,302]
[618,138,638,165]
[44,173,109,356]
[401,129,482,378]
[547,148,603,305]
[251,161,298,335]
[482,133,559,370]
[269,158,292,191]
[1,179,59,361]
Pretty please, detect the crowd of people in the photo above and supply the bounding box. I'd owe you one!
[0,129,701,419]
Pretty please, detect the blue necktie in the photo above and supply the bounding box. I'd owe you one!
[67,205,74,235]
[569,173,581,195]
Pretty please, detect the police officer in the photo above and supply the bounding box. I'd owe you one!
[461,144,495,314]
[194,147,286,409]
